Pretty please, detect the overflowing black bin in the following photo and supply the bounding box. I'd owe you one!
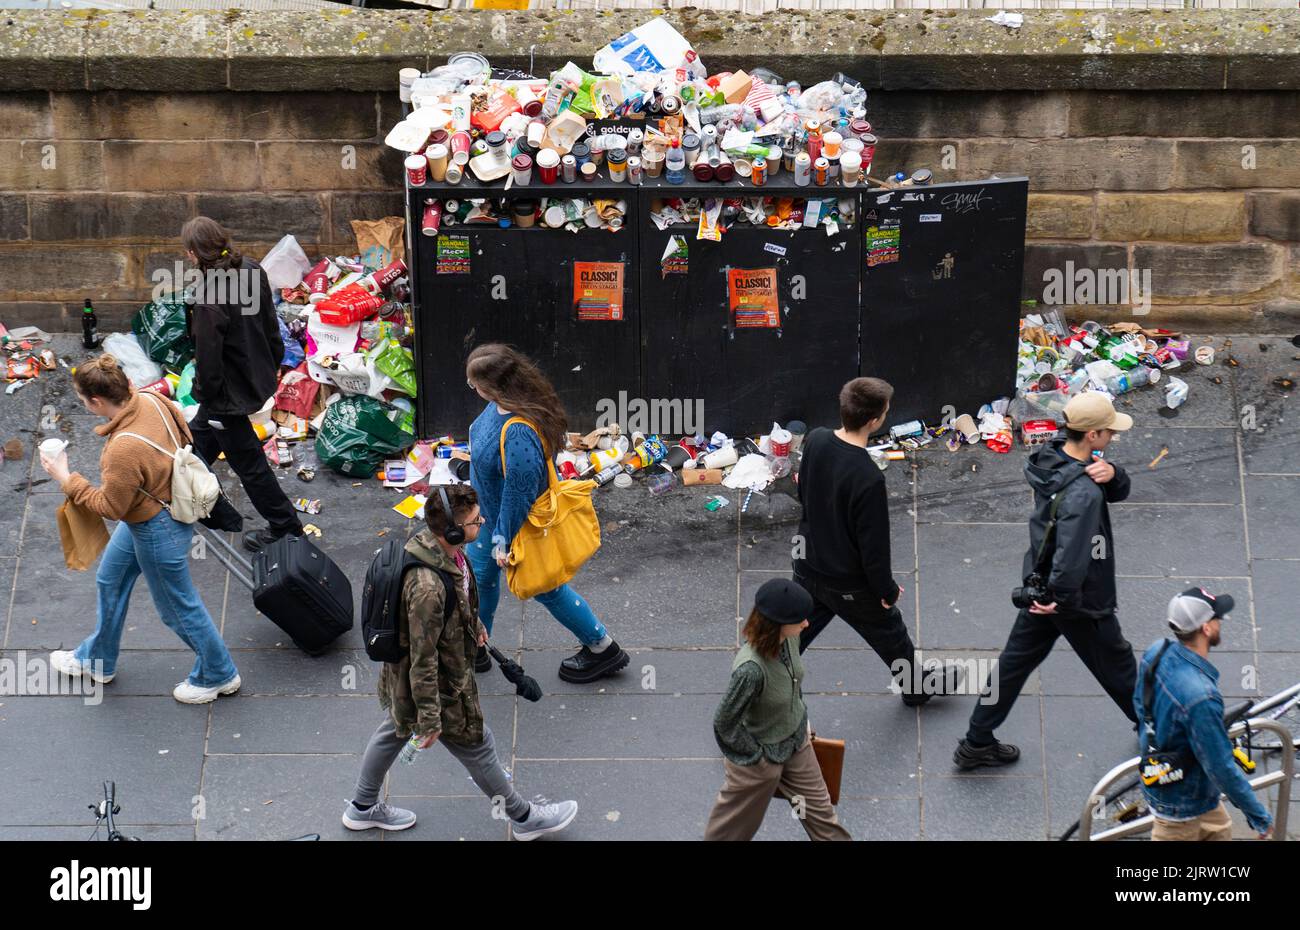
[406,173,1028,438]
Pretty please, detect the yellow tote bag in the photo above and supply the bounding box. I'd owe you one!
[499,416,601,600]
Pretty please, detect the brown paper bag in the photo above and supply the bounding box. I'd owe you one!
[350,216,406,268]
[57,498,110,571]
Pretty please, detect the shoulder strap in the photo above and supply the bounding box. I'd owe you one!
[433,568,458,623]
[1030,471,1086,574]
[498,415,557,488]
[138,391,183,453]
[1142,639,1175,736]
[115,430,176,460]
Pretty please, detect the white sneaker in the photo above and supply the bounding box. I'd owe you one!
[512,799,578,841]
[173,674,241,705]
[50,650,114,684]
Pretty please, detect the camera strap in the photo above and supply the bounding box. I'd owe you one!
[1138,639,1194,788]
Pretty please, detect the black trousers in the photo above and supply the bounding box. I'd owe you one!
[966,607,1138,744]
[793,565,920,695]
[189,405,302,537]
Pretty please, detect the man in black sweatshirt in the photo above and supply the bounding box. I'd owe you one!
[182,217,304,553]
[793,377,952,706]
[954,392,1138,769]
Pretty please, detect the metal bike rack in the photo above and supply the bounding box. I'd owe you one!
[1078,718,1294,841]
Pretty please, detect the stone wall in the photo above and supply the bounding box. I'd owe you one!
[0,8,1297,332]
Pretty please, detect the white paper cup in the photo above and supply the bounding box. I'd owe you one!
[39,438,67,458]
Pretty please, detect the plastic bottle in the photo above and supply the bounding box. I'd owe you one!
[398,734,423,765]
[647,468,674,496]
[81,299,99,350]
[1104,367,1160,395]
[665,140,686,185]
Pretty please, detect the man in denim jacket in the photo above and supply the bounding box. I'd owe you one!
[1134,588,1274,841]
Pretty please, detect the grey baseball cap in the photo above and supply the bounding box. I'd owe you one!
[1167,587,1235,633]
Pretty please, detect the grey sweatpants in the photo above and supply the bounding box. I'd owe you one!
[352,717,530,821]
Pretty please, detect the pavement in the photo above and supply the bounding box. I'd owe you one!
[0,333,1296,841]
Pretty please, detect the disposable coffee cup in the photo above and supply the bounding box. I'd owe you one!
[39,438,67,458]
[953,413,979,443]
[702,445,738,470]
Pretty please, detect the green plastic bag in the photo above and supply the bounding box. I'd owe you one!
[176,360,197,408]
[315,396,413,477]
[131,296,193,373]
[370,339,417,397]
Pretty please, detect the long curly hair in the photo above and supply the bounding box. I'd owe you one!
[466,344,567,455]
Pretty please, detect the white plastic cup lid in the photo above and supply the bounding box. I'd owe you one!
[39,438,67,456]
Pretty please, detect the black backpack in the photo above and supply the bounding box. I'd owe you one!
[360,537,456,663]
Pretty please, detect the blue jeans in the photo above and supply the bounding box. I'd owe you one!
[75,510,238,687]
[466,536,607,646]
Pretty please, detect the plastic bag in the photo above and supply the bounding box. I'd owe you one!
[315,395,413,477]
[102,332,163,388]
[278,314,304,369]
[593,17,698,76]
[274,363,320,419]
[260,235,313,291]
[370,339,417,397]
[176,360,197,408]
[131,296,194,373]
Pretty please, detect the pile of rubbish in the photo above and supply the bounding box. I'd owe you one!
[422,196,630,232]
[388,17,878,192]
[1,325,61,394]
[80,221,422,504]
[648,195,855,235]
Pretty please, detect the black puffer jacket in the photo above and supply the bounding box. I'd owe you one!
[1021,439,1131,617]
[185,257,284,415]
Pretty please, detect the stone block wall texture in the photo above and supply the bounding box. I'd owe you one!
[0,8,1297,332]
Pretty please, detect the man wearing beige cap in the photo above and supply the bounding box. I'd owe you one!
[956,392,1139,769]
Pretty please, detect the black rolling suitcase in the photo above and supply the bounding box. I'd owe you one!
[201,528,353,655]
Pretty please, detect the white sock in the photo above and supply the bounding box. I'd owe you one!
[588,635,613,653]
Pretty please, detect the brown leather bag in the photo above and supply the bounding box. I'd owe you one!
[811,733,845,806]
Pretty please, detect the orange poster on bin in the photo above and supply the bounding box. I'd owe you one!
[573,261,625,321]
[728,267,780,329]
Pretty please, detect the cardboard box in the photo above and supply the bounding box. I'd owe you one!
[682,468,724,486]
[719,70,754,104]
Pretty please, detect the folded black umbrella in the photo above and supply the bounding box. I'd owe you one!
[487,644,542,702]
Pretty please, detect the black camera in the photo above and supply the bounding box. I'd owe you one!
[1011,574,1048,610]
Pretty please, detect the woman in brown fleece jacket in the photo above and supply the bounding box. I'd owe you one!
[40,355,241,705]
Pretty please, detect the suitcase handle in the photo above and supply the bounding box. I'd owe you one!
[197,525,256,593]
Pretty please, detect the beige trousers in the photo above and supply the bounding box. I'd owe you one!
[1151,801,1233,841]
[704,735,851,841]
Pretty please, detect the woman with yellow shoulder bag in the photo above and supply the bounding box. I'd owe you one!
[464,344,628,684]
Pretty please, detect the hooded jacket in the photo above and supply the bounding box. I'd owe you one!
[377,530,488,745]
[1022,438,1131,617]
[185,257,284,415]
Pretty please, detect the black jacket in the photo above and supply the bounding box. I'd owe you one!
[1022,438,1131,617]
[794,427,899,604]
[185,257,284,415]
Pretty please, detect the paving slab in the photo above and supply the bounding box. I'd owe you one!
[917,522,1028,650]
[1244,475,1300,559]
[514,692,718,760]
[0,695,206,826]
[921,774,1047,840]
[195,753,375,842]
[1251,559,1300,652]
[1111,503,1248,577]
[510,759,720,841]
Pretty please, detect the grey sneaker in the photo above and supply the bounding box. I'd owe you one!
[342,800,417,832]
[512,799,578,841]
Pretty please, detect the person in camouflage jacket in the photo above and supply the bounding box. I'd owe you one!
[342,485,579,840]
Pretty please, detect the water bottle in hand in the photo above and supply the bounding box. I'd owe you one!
[398,734,423,765]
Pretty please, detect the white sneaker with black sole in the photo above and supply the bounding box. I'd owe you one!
[342,800,417,832]
[172,674,241,705]
[512,799,578,841]
[49,650,115,684]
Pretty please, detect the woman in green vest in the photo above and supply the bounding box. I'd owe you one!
[704,579,851,841]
